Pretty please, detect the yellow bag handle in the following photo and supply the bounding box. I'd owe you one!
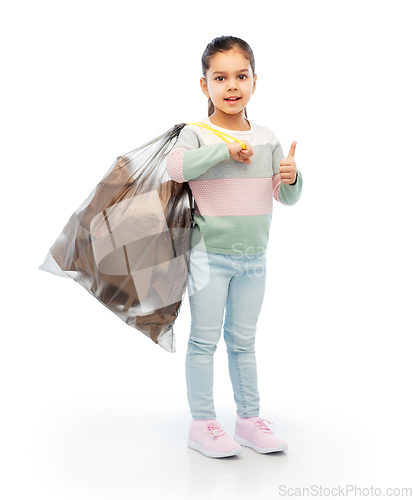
[186,122,246,150]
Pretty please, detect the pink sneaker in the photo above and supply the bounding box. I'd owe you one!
[187,419,242,458]
[233,416,288,453]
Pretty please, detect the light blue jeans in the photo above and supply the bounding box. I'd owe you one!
[186,247,267,420]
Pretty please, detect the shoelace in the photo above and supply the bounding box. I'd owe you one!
[207,422,226,437]
[255,418,274,434]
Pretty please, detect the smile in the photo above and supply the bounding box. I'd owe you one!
[225,97,241,104]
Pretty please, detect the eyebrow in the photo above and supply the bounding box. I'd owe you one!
[212,68,249,76]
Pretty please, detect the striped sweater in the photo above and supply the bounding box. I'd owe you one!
[166,116,303,255]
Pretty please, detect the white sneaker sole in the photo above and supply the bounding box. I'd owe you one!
[233,434,288,453]
[187,438,242,458]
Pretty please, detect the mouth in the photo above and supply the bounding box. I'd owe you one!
[225,97,241,104]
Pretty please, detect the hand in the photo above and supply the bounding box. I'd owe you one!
[279,141,297,184]
[227,140,254,164]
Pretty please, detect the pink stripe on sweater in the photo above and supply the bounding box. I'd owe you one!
[166,147,186,183]
[188,178,273,216]
[272,173,285,204]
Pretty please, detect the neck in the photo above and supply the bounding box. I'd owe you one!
[209,110,251,131]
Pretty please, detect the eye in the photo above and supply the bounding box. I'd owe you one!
[239,75,247,79]
[216,76,225,81]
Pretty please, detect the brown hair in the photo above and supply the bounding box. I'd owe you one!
[201,35,256,119]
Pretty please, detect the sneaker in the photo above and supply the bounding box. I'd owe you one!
[187,419,242,458]
[233,416,288,453]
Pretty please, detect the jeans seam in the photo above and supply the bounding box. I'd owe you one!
[187,267,196,416]
[230,276,247,415]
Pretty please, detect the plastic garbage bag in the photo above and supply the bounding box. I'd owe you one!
[38,123,194,353]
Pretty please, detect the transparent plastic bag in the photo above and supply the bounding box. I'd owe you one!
[38,123,194,353]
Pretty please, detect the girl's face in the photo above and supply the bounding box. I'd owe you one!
[201,49,257,118]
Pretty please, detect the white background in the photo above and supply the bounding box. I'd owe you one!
[2,0,412,498]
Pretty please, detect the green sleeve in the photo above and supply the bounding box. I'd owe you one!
[175,125,230,181]
[279,170,303,205]
[182,143,230,181]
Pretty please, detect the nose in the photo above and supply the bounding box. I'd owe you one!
[227,78,238,90]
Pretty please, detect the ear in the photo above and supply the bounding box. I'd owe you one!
[252,74,257,94]
[200,77,210,98]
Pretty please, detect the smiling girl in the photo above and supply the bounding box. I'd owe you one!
[166,35,303,459]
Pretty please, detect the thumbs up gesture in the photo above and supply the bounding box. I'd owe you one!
[279,141,297,184]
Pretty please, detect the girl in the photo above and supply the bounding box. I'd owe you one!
[166,36,303,458]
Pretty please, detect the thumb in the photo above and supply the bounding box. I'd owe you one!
[287,141,297,158]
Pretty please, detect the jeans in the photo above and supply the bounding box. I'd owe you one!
[186,247,267,420]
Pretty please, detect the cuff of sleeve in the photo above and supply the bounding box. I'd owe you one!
[221,142,230,160]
